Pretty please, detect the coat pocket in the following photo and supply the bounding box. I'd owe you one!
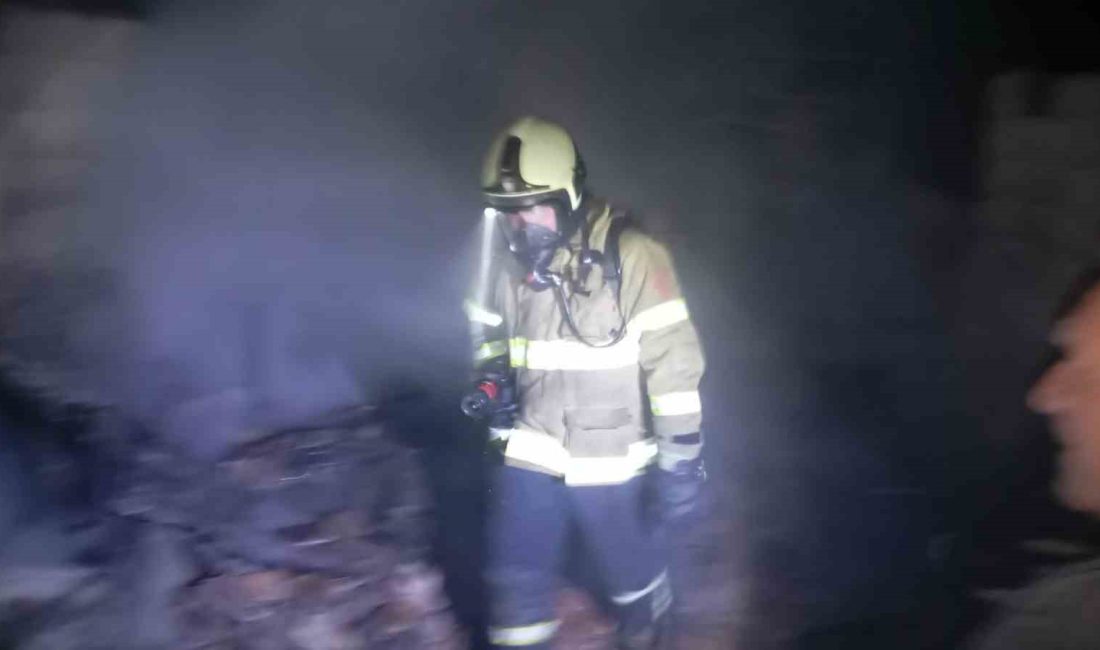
[563,407,632,457]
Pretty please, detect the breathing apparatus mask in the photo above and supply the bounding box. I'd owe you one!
[489,199,585,291]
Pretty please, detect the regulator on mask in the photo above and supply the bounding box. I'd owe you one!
[493,202,574,291]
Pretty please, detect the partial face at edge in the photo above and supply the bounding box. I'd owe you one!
[1029,282,1100,516]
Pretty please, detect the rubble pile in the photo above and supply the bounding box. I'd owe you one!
[0,365,465,650]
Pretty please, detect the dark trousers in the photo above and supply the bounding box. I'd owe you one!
[485,465,670,649]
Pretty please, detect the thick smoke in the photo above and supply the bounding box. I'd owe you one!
[2,1,975,634]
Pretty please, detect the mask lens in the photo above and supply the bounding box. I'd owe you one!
[495,210,527,252]
[491,204,562,256]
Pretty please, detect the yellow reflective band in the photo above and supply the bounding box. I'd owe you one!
[629,299,689,333]
[475,340,508,363]
[508,337,640,371]
[649,391,702,416]
[501,429,571,474]
[488,620,560,646]
[612,570,669,605]
[564,440,657,486]
[499,430,656,486]
[463,300,504,327]
[508,337,528,368]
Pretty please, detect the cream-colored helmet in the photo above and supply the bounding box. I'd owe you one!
[481,116,586,211]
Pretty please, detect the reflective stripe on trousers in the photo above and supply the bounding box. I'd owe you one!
[486,465,670,649]
[488,620,560,647]
[613,569,673,625]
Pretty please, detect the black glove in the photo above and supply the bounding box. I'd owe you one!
[656,456,706,522]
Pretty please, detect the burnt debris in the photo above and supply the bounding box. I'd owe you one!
[0,357,464,650]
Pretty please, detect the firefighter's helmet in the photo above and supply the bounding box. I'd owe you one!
[481,116,586,211]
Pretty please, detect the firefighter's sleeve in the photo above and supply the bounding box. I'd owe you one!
[620,232,706,470]
[463,291,509,372]
[464,264,512,374]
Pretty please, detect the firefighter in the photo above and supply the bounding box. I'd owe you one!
[463,116,706,649]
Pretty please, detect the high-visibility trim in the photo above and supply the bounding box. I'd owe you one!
[651,574,673,620]
[508,337,528,367]
[649,390,702,416]
[489,427,512,441]
[475,340,508,363]
[501,429,571,474]
[464,300,504,328]
[498,429,657,486]
[612,570,669,605]
[508,337,640,371]
[565,441,657,486]
[629,299,689,333]
[488,620,560,646]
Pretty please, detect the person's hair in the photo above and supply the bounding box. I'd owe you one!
[1055,262,1100,321]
